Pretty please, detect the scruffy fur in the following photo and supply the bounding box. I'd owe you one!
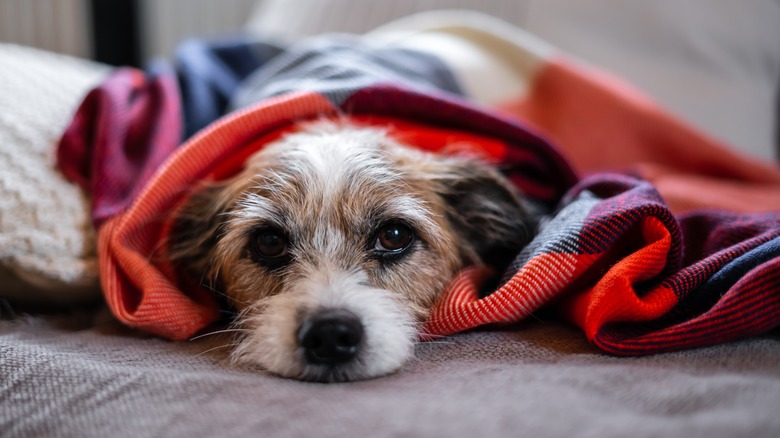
[170,121,534,382]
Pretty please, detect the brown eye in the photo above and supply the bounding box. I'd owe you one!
[374,223,414,253]
[250,228,289,260]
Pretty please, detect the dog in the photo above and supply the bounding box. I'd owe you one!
[170,120,535,382]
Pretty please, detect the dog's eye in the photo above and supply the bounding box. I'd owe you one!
[374,222,414,253]
[250,228,289,260]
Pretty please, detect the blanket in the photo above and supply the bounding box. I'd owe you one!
[56,13,780,355]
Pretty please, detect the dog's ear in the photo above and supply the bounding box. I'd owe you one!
[168,182,233,279]
[432,158,537,271]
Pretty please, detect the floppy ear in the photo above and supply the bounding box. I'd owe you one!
[433,158,537,272]
[168,182,234,280]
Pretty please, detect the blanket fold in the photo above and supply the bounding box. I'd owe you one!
[425,174,780,354]
[57,63,183,228]
[56,17,779,351]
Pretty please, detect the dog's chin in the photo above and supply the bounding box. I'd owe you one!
[230,270,418,382]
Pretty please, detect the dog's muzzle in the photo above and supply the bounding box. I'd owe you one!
[297,309,364,365]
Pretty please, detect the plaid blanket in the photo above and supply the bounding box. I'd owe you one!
[57,15,780,355]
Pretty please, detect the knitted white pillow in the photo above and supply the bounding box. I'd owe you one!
[0,44,107,304]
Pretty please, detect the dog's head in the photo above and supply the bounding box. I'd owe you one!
[171,121,535,381]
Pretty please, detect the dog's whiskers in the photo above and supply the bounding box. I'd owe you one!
[189,328,248,342]
[415,339,456,346]
[200,279,253,307]
[194,342,242,358]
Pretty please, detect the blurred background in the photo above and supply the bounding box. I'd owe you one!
[0,0,778,161]
[0,0,256,64]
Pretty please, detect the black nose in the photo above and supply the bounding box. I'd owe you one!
[298,309,364,366]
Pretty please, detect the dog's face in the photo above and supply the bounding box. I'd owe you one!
[171,122,534,382]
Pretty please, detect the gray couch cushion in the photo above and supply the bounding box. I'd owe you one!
[2,315,778,437]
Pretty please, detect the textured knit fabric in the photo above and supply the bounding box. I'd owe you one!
[2,316,779,437]
[0,44,107,303]
[57,19,780,352]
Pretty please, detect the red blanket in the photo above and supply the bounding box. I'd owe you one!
[57,35,779,356]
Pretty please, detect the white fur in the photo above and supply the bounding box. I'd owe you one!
[222,127,435,381]
[232,268,416,382]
